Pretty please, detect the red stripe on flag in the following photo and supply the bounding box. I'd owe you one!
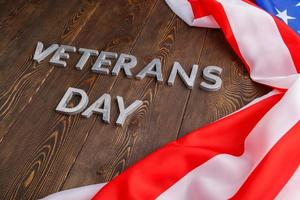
[188,0,208,18]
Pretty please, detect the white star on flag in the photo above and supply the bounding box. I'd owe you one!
[276,8,296,24]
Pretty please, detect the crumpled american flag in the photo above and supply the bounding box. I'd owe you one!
[43,0,300,199]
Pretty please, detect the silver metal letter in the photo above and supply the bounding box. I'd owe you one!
[116,96,143,126]
[200,66,223,91]
[91,51,118,74]
[33,41,59,63]
[81,93,111,123]
[49,45,76,67]
[56,87,89,115]
[167,62,198,89]
[112,53,137,78]
[136,58,163,83]
[76,48,99,70]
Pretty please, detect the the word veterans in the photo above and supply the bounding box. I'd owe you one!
[33,42,223,91]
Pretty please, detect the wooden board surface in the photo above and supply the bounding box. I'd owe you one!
[0,0,269,199]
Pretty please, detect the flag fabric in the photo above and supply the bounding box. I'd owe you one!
[41,184,105,200]
[42,0,300,199]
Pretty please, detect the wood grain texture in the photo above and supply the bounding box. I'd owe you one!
[0,0,101,139]
[0,0,158,199]
[0,1,269,199]
[178,29,269,137]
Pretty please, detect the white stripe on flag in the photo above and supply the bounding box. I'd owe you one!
[251,74,300,89]
[40,183,106,200]
[275,167,300,200]
[157,77,300,200]
[216,0,297,88]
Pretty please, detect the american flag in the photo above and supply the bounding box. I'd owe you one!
[43,0,300,199]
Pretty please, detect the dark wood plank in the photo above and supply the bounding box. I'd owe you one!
[0,0,158,199]
[0,0,101,139]
[62,0,207,189]
[178,29,269,138]
[0,0,40,46]
[0,0,27,19]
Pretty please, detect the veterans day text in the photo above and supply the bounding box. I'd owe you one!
[33,42,223,126]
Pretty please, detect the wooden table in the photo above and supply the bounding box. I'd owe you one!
[0,0,268,199]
